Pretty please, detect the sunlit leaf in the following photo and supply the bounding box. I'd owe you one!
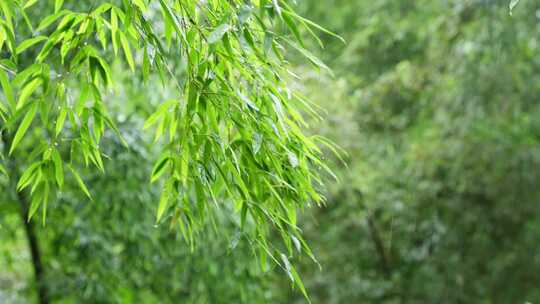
[208,24,230,44]
[510,0,521,14]
[68,164,92,199]
[10,101,38,155]
[16,36,47,54]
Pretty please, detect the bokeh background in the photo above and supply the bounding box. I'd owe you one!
[2,0,540,303]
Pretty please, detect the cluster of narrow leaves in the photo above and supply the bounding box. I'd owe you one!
[0,0,338,296]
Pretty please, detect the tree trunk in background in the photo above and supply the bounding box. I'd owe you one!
[367,213,392,278]
[2,130,49,304]
[18,191,49,304]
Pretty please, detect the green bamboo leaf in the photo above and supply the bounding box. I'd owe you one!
[144,111,162,130]
[110,8,118,55]
[132,0,146,11]
[208,24,230,44]
[0,0,14,29]
[119,31,135,72]
[17,161,41,191]
[282,10,345,43]
[280,253,293,280]
[0,59,16,72]
[16,36,47,54]
[98,20,108,49]
[9,101,38,155]
[290,266,310,302]
[18,8,34,32]
[154,115,166,141]
[156,185,170,223]
[151,155,170,183]
[90,55,113,86]
[92,106,128,147]
[286,40,331,73]
[1,22,16,54]
[510,0,521,14]
[180,144,189,185]
[67,165,92,199]
[0,27,6,51]
[28,184,44,221]
[272,0,282,16]
[76,18,90,35]
[93,3,112,15]
[252,133,263,154]
[52,148,63,187]
[41,182,49,225]
[158,0,182,39]
[23,0,38,9]
[12,64,40,87]
[142,46,150,81]
[0,68,15,110]
[17,77,42,109]
[143,99,177,129]
[56,13,78,31]
[282,13,302,45]
[55,107,67,136]
[54,0,64,13]
[90,148,104,172]
[36,10,68,32]
[0,99,7,116]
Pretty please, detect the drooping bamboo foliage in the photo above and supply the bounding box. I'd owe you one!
[0,0,339,295]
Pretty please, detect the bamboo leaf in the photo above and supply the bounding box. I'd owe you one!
[286,40,331,73]
[158,0,182,39]
[23,0,38,9]
[52,148,63,187]
[110,8,118,55]
[151,155,170,183]
[510,0,521,14]
[17,78,42,110]
[119,31,135,72]
[290,266,310,302]
[142,46,150,81]
[28,184,44,221]
[37,10,68,32]
[282,10,345,43]
[208,24,230,44]
[17,162,41,191]
[0,68,15,110]
[156,185,170,223]
[0,0,14,29]
[16,36,47,54]
[68,165,92,199]
[272,0,282,17]
[132,0,147,12]
[54,0,64,13]
[282,13,302,45]
[55,107,67,136]
[10,101,38,155]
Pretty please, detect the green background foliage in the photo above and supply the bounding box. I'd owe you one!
[2,0,540,303]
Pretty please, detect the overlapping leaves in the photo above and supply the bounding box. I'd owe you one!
[0,0,338,296]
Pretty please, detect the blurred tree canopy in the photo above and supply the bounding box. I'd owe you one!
[288,0,540,303]
[0,0,334,302]
[2,0,540,303]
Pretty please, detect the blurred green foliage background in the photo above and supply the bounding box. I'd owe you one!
[2,0,540,303]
